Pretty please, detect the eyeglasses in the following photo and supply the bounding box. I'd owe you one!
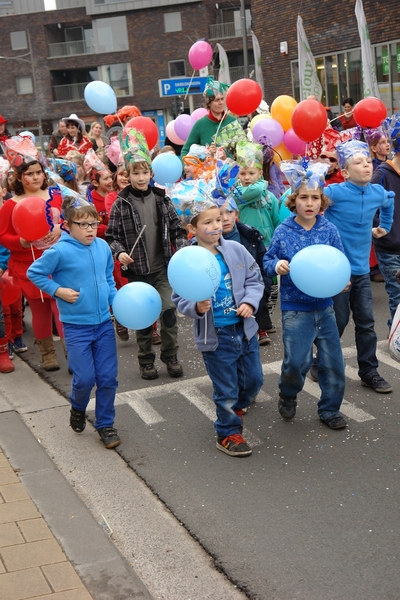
[320,155,337,163]
[72,221,100,229]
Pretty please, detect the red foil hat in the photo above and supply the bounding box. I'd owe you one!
[3,136,38,170]
[83,148,110,179]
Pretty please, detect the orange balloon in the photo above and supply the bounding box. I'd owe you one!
[271,95,298,131]
[273,142,293,165]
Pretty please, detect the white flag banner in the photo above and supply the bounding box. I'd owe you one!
[355,0,380,98]
[251,30,265,98]
[216,43,231,86]
[297,15,323,101]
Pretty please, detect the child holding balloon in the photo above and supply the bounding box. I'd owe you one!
[263,160,348,429]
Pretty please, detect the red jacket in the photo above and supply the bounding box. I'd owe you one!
[90,188,109,239]
[57,136,93,157]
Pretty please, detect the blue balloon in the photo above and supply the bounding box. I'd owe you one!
[112,283,162,330]
[84,81,117,115]
[168,246,221,301]
[152,153,183,185]
[289,245,351,298]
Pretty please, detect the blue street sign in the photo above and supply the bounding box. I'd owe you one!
[158,77,208,97]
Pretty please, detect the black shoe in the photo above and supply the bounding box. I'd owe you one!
[97,427,121,449]
[320,414,347,429]
[140,363,159,380]
[115,320,129,341]
[309,358,318,382]
[216,433,252,457]
[161,354,183,377]
[70,408,86,433]
[361,373,392,393]
[278,393,297,420]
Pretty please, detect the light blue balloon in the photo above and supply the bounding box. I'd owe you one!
[84,81,117,115]
[289,244,351,298]
[168,246,221,301]
[112,282,162,330]
[152,153,183,186]
[19,131,36,143]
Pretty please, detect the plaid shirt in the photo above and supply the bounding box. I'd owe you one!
[106,185,187,275]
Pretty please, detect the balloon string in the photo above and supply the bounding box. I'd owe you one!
[204,312,207,345]
[183,70,196,101]
[214,109,228,143]
[30,244,44,302]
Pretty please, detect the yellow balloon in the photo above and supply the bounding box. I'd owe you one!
[273,142,293,165]
[249,114,270,131]
[271,95,298,132]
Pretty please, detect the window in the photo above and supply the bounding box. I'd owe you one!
[10,31,27,51]
[164,12,182,33]
[16,76,33,95]
[93,16,128,53]
[233,9,251,36]
[98,63,133,97]
[169,60,185,78]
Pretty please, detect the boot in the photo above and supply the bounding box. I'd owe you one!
[0,340,15,373]
[35,336,60,371]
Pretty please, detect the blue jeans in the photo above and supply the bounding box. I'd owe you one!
[63,320,118,430]
[332,274,378,378]
[202,322,264,438]
[375,250,400,327]
[280,306,345,419]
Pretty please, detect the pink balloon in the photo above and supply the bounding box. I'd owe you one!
[252,118,284,148]
[166,120,185,145]
[283,128,307,155]
[174,114,194,141]
[188,41,213,70]
[191,107,207,122]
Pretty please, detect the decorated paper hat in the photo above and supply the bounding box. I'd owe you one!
[211,158,240,209]
[120,128,151,168]
[3,135,39,170]
[183,145,216,181]
[166,179,216,224]
[50,158,77,182]
[280,159,329,192]
[235,141,263,170]
[213,119,247,155]
[363,126,385,147]
[382,114,400,153]
[106,137,124,167]
[0,157,10,182]
[336,139,370,169]
[203,78,230,98]
[83,148,110,179]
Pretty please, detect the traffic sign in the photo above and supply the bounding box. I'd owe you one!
[158,77,208,97]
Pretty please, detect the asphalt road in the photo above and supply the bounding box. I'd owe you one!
[18,279,400,600]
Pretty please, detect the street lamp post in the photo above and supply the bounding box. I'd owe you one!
[240,0,249,78]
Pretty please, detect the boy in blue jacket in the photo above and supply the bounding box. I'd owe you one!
[324,139,394,393]
[28,193,120,449]
[264,161,348,429]
[172,193,264,457]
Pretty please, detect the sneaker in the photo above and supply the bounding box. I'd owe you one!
[115,320,129,342]
[361,373,392,393]
[320,414,347,429]
[70,408,86,433]
[152,329,162,345]
[161,354,183,378]
[8,341,13,360]
[258,330,271,345]
[13,336,28,353]
[309,359,318,382]
[97,427,121,449]
[216,434,252,457]
[140,363,159,380]
[278,394,297,420]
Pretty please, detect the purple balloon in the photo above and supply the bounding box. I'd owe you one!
[252,118,284,148]
[284,128,307,155]
[174,114,195,142]
[191,107,208,122]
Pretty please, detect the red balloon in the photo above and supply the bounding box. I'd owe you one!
[12,197,50,242]
[291,100,328,143]
[353,97,387,128]
[0,271,21,305]
[225,79,263,116]
[124,116,159,150]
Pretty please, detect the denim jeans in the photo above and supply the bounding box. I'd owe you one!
[375,250,400,327]
[280,306,345,419]
[332,274,378,378]
[63,319,118,430]
[202,322,264,438]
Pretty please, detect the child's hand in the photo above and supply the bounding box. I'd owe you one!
[55,287,80,303]
[276,260,290,275]
[372,227,388,239]
[341,281,351,293]
[236,303,254,318]
[20,237,31,249]
[119,252,134,266]
[196,300,211,314]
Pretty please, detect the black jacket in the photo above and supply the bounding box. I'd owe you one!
[372,161,400,254]
[236,222,272,296]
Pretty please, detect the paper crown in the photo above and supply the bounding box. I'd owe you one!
[203,78,230,98]
[120,128,151,168]
[236,141,263,170]
[106,137,124,167]
[280,160,329,192]
[3,136,38,170]
[336,139,370,169]
[213,119,247,156]
[166,179,216,224]
[83,148,109,179]
[363,126,385,147]
[50,158,77,182]
[0,157,10,182]
[211,158,240,209]
[382,114,400,153]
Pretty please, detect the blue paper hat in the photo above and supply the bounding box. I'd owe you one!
[166,179,216,225]
[211,158,241,209]
[50,158,77,182]
[280,160,329,192]
[336,139,370,169]
[382,114,400,153]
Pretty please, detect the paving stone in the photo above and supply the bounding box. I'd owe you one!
[42,561,86,592]
[0,468,19,486]
[0,567,51,600]
[0,538,66,572]
[0,483,29,503]
[0,499,39,524]
[29,589,93,600]
[18,518,52,543]
[0,522,24,548]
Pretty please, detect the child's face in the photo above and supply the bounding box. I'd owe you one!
[189,207,222,246]
[220,206,238,234]
[184,163,195,179]
[294,186,322,225]
[238,166,262,186]
[19,163,45,193]
[116,168,129,190]
[371,136,390,160]
[343,154,373,185]
[93,171,113,194]
[67,214,99,245]
[129,165,151,191]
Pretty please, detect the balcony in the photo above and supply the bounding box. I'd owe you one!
[48,40,96,58]
[53,80,131,103]
[209,21,252,40]
[213,64,255,84]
